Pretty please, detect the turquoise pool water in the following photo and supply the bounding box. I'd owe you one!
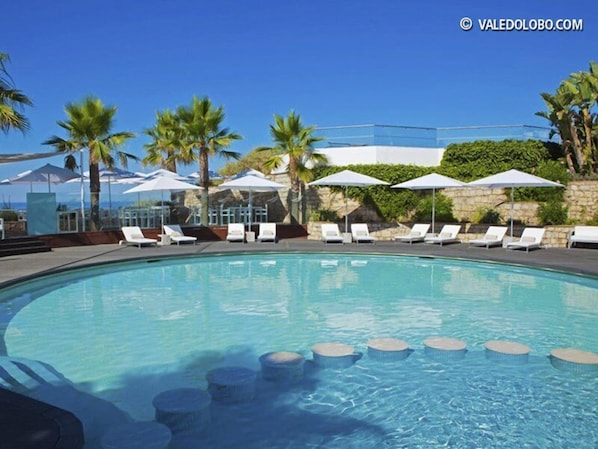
[2,253,598,448]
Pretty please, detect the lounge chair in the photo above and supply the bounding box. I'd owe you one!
[506,227,545,252]
[468,226,508,249]
[395,223,430,244]
[163,224,197,245]
[321,223,344,244]
[120,226,158,248]
[568,226,598,248]
[424,225,461,246]
[226,223,245,242]
[257,223,277,242]
[351,223,375,244]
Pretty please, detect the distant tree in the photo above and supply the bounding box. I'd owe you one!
[142,109,184,173]
[257,111,327,224]
[537,61,598,174]
[176,97,242,225]
[44,96,136,231]
[0,53,33,135]
[219,147,278,177]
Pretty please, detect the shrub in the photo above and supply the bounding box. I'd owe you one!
[311,209,339,222]
[412,193,457,223]
[471,207,502,224]
[537,200,568,225]
[0,210,18,221]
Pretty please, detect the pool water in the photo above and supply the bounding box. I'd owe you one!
[2,254,598,448]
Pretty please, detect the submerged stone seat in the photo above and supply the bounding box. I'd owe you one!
[153,388,211,436]
[206,367,257,403]
[367,338,410,361]
[484,340,531,364]
[259,351,305,382]
[423,337,467,361]
[311,342,359,369]
[550,348,598,373]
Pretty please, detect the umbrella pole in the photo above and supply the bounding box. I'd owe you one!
[248,191,253,232]
[431,188,436,234]
[80,150,86,232]
[510,187,514,238]
[344,185,349,233]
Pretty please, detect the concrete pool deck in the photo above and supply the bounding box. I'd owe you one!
[1,238,598,449]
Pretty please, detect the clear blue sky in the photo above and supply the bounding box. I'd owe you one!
[1,0,596,205]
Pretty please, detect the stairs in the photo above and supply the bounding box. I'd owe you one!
[0,237,52,257]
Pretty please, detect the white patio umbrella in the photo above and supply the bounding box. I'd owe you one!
[308,169,390,233]
[0,163,79,192]
[140,168,189,180]
[217,174,286,229]
[391,173,466,234]
[123,175,202,229]
[467,169,564,237]
[67,166,138,216]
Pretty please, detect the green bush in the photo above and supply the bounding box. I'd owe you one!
[0,210,18,221]
[310,209,339,222]
[440,139,554,182]
[471,207,502,224]
[537,200,568,225]
[412,193,457,223]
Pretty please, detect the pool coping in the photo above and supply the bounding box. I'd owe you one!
[1,239,598,449]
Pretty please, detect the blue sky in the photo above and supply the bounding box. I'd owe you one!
[1,0,596,205]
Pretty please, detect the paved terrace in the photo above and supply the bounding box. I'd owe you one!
[1,238,598,449]
[2,238,598,286]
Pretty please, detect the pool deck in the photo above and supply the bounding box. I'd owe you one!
[1,239,598,449]
[2,239,598,286]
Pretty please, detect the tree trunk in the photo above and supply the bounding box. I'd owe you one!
[89,161,101,231]
[199,150,210,226]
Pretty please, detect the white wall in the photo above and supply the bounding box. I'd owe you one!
[318,145,445,167]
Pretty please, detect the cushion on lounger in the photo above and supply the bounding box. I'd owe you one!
[263,230,274,236]
[410,231,421,237]
[131,234,144,240]
[485,235,497,241]
[521,236,536,243]
[439,232,452,238]
[326,231,338,237]
[171,231,182,237]
[356,231,367,236]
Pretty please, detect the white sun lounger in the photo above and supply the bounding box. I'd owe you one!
[506,227,545,252]
[321,223,344,244]
[226,223,245,242]
[163,224,197,245]
[468,226,508,249]
[351,223,375,243]
[395,223,430,244]
[424,225,461,246]
[257,223,277,242]
[568,226,598,248]
[120,226,158,248]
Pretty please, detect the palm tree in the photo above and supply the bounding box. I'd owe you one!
[142,109,184,172]
[44,96,136,231]
[257,111,327,224]
[177,96,242,225]
[0,53,33,135]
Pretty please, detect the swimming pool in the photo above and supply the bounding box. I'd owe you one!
[1,253,597,448]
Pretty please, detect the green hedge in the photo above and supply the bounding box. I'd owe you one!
[307,139,567,222]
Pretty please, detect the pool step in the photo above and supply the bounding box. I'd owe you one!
[0,237,52,258]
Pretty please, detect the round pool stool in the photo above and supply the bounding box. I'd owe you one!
[311,342,358,369]
[485,340,531,364]
[367,338,410,362]
[423,336,467,361]
[101,421,171,449]
[550,348,598,373]
[259,351,305,382]
[152,388,211,436]
[206,367,257,403]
